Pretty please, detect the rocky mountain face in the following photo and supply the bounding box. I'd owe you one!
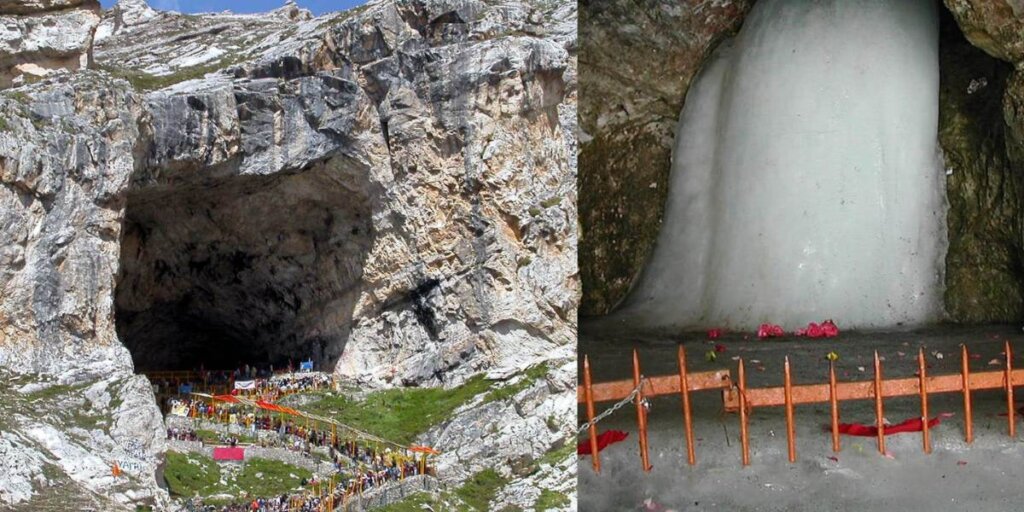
[0,0,101,87]
[580,0,1024,323]
[0,0,577,508]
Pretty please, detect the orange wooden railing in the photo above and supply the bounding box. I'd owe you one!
[579,341,1023,470]
[577,348,733,472]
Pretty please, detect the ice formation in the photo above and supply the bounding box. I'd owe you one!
[623,0,947,330]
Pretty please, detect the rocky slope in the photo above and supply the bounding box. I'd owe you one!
[0,0,577,508]
[0,0,100,87]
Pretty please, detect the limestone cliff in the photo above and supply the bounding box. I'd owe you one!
[0,0,577,508]
[0,0,100,87]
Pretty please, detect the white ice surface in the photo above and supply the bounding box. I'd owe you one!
[622,0,947,330]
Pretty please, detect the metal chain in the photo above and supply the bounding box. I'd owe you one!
[577,377,648,435]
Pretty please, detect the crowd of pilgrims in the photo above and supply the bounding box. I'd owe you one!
[180,437,428,512]
[159,369,430,512]
[151,364,333,403]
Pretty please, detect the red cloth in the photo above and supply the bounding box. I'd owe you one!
[256,400,285,413]
[757,323,784,339]
[797,319,840,338]
[213,447,245,461]
[831,415,947,437]
[577,430,629,455]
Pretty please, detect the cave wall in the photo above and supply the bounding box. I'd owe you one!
[939,7,1023,322]
[578,0,753,316]
[581,0,1024,324]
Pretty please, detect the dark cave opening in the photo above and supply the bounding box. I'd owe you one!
[115,161,373,372]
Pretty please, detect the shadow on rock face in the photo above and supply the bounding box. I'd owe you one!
[115,157,374,372]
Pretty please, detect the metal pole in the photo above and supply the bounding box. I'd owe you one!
[874,351,886,455]
[632,350,652,472]
[583,355,600,472]
[961,344,973,444]
[1006,341,1015,438]
[784,356,796,463]
[738,358,750,466]
[677,346,696,465]
[829,359,840,452]
[918,348,931,454]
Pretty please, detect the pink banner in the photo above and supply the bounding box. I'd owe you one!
[212,447,244,461]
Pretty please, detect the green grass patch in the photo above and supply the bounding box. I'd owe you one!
[68,410,104,431]
[329,4,370,25]
[536,440,573,469]
[195,429,255,445]
[534,489,569,510]
[540,196,561,208]
[374,491,442,512]
[297,374,492,445]
[163,451,222,498]
[454,469,508,512]
[163,452,312,504]
[233,458,312,499]
[484,363,549,404]
[4,90,29,103]
[98,54,245,91]
[25,383,88,402]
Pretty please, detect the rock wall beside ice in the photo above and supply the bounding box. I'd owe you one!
[624,0,947,330]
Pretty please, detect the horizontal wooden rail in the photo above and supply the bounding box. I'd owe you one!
[577,369,732,403]
[723,367,1024,410]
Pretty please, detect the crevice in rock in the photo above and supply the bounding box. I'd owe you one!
[938,5,1024,322]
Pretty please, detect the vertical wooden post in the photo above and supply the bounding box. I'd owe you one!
[582,355,601,473]
[783,356,796,463]
[961,344,973,444]
[918,348,931,454]
[738,358,750,466]
[874,351,886,455]
[829,359,840,452]
[1006,341,1015,438]
[633,350,652,472]
[677,346,696,465]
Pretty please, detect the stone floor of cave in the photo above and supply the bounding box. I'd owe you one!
[578,323,1024,511]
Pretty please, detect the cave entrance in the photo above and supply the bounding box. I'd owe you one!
[115,161,373,373]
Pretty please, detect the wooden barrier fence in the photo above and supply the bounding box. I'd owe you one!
[578,342,1022,472]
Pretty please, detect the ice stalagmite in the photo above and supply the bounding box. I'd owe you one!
[623,0,947,330]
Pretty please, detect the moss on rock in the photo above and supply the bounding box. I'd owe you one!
[939,8,1024,322]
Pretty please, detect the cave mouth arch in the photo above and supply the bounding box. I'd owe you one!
[115,160,373,373]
